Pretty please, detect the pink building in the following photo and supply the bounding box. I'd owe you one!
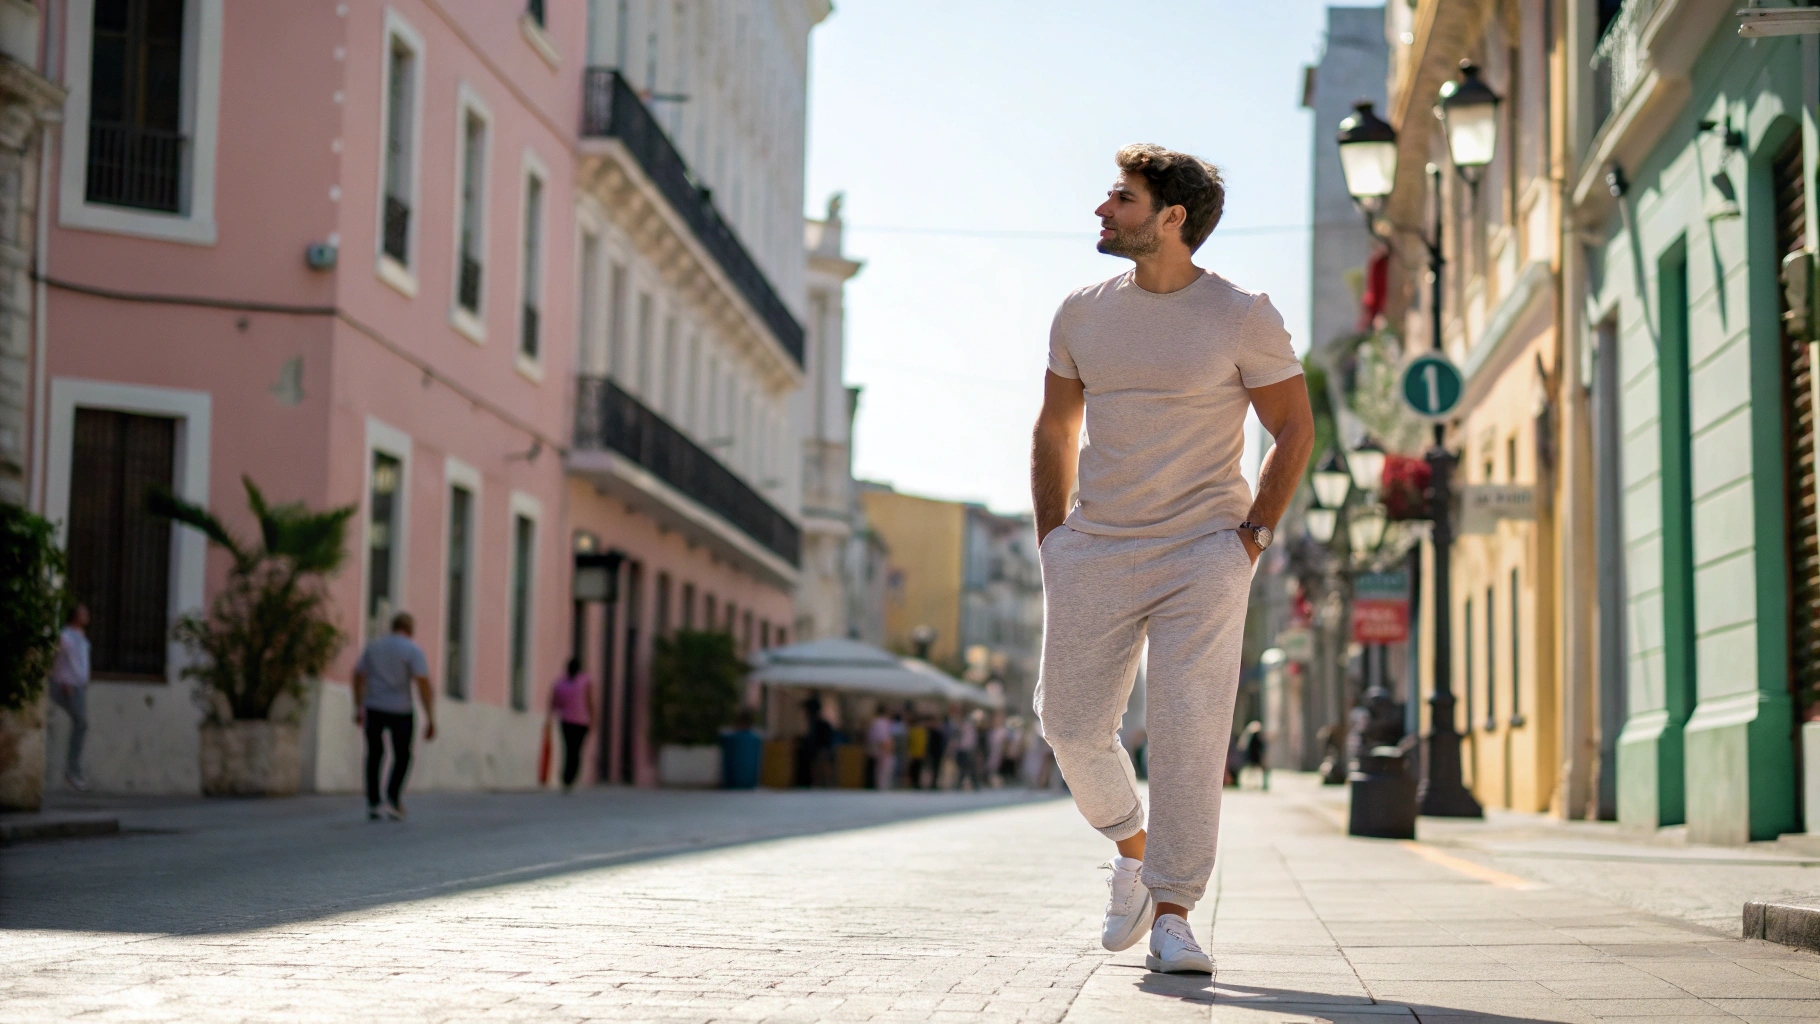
[28,1,824,793]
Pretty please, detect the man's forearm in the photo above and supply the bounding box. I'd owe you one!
[1245,422,1314,529]
[1030,424,1077,541]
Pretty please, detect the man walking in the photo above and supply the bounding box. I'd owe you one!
[49,604,92,791]
[1032,144,1313,974]
[353,612,436,820]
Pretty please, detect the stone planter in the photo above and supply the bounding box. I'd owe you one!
[657,743,721,787]
[0,694,46,810]
[200,721,302,797]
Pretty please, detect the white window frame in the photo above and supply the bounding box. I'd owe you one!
[515,149,550,381]
[59,0,223,245]
[441,456,482,701]
[363,417,413,649]
[375,8,426,298]
[505,490,542,713]
[44,379,211,685]
[449,82,492,344]
[575,199,605,375]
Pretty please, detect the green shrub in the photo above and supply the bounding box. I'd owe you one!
[650,629,745,746]
[152,478,354,722]
[0,504,68,711]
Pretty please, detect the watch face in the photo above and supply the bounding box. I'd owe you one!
[1255,526,1273,550]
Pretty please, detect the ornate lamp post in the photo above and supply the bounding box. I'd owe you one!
[1336,61,1499,820]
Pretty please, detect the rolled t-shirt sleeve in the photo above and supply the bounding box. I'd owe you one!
[409,645,429,679]
[1235,293,1304,388]
[1047,300,1080,379]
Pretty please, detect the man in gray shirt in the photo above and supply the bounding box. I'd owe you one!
[353,611,435,820]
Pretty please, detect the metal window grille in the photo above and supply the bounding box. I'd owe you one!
[66,409,175,678]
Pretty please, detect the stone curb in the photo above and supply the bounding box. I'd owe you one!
[1743,896,1820,952]
[0,815,120,845]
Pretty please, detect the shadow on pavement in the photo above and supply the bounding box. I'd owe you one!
[1,786,1062,936]
[1099,971,1582,1023]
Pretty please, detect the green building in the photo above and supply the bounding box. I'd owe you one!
[1583,1,1815,843]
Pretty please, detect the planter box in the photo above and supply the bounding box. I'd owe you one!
[657,743,721,787]
[0,695,46,811]
[200,721,302,797]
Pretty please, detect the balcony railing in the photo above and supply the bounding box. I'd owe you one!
[86,122,185,213]
[581,69,805,367]
[575,376,801,566]
[1590,0,1658,134]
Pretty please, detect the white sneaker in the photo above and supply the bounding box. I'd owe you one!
[1146,914,1213,974]
[1100,856,1154,951]
[64,772,90,793]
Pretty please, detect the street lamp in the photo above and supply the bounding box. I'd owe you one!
[1337,100,1399,208]
[1305,507,1339,544]
[1438,61,1501,182]
[1348,503,1389,556]
[1312,449,1353,510]
[1348,440,1387,496]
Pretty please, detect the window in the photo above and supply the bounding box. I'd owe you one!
[86,0,186,212]
[655,572,671,636]
[1509,568,1521,723]
[379,25,420,271]
[526,0,545,28]
[519,165,545,362]
[66,409,174,678]
[681,582,695,629]
[663,315,679,415]
[508,510,536,711]
[1484,586,1496,731]
[444,483,474,700]
[1463,598,1474,734]
[454,96,489,321]
[704,592,717,628]
[636,291,654,397]
[741,610,752,653]
[367,450,404,639]
[578,232,601,371]
[607,262,627,377]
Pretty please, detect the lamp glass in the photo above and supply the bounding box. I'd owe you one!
[1339,140,1398,200]
[1349,504,1389,553]
[1306,507,1338,544]
[1348,446,1387,493]
[1444,102,1498,168]
[1312,467,1352,509]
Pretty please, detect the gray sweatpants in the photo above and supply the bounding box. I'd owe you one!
[1034,525,1250,911]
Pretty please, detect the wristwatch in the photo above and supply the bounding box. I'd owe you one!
[1239,521,1273,552]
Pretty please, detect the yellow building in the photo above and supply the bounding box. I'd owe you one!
[857,485,967,669]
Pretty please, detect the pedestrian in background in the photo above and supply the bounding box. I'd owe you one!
[548,658,594,792]
[890,710,909,787]
[867,709,895,790]
[1242,721,1269,791]
[353,612,436,820]
[49,604,91,792]
[955,711,980,790]
[906,716,929,789]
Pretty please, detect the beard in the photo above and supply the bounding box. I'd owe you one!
[1096,212,1162,258]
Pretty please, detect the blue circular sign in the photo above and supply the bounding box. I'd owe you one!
[1400,353,1464,419]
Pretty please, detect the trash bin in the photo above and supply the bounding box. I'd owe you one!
[720,729,763,789]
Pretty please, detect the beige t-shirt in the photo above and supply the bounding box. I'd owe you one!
[1047,268,1302,540]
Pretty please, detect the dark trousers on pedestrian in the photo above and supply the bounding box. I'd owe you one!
[559,722,588,788]
[364,709,414,809]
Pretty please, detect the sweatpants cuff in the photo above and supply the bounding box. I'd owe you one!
[1093,802,1146,842]
[1149,889,1198,913]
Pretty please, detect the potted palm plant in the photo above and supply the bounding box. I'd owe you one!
[651,629,745,787]
[152,478,353,796]
[0,503,67,810]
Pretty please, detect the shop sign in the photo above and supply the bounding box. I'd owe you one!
[1458,484,1536,535]
[1352,570,1409,644]
[1276,627,1314,663]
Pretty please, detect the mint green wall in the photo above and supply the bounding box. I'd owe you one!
[1599,28,1803,843]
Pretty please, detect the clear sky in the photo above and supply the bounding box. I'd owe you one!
[804,0,1337,514]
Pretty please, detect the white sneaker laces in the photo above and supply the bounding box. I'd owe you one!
[1157,915,1203,954]
[1100,861,1143,913]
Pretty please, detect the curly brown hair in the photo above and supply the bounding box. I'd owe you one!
[1115,143,1225,252]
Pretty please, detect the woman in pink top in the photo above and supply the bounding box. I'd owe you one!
[548,658,595,791]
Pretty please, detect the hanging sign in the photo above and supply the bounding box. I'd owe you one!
[1400,353,1465,419]
[1457,484,1537,535]
[1352,570,1410,644]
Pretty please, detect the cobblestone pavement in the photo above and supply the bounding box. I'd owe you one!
[6,782,1820,1022]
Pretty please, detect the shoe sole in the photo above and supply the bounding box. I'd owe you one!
[1102,890,1156,952]
[1144,954,1213,974]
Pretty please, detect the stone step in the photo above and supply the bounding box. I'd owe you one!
[1743,896,1820,953]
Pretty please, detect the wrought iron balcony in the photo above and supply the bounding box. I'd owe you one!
[86,122,185,213]
[574,376,800,566]
[1590,0,1658,134]
[580,68,805,367]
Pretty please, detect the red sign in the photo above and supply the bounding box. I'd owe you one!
[1352,599,1409,644]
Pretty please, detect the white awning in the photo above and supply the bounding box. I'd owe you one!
[749,637,1001,708]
